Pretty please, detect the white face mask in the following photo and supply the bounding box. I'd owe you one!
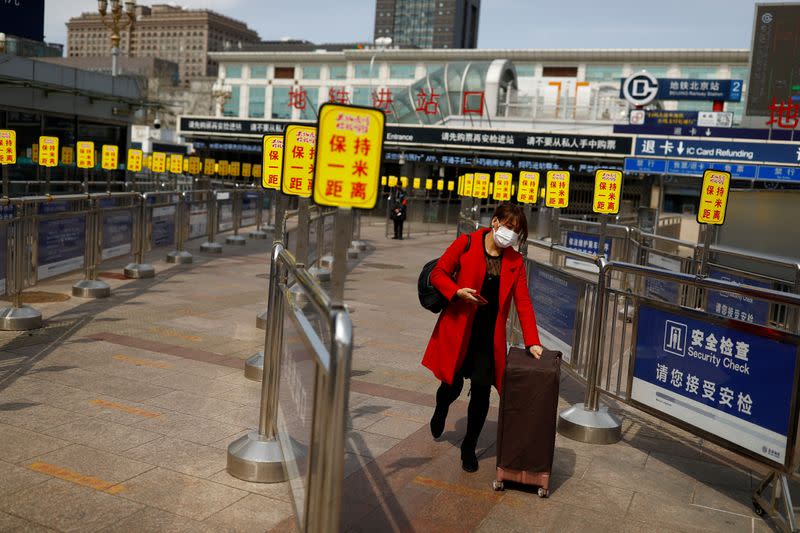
[492,225,518,249]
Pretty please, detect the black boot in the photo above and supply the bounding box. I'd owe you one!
[461,446,479,473]
[430,378,463,439]
[430,404,447,439]
[460,384,490,473]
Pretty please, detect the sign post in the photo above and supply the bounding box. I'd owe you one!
[696,169,730,278]
[591,169,623,262]
[313,103,385,306]
[0,130,16,197]
[77,141,95,193]
[261,135,284,236]
[281,124,317,267]
[38,136,58,195]
[543,170,568,245]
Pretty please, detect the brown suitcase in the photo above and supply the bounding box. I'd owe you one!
[493,346,561,497]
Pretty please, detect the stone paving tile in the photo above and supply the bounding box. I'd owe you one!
[362,415,425,440]
[691,482,757,517]
[0,402,86,433]
[627,491,754,532]
[27,444,155,486]
[115,467,247,521]
[0,511,55,532]
[0,460,50,498]
[0,423,70,463]
[124,436,228,478]
[0,478,142,533]
[97,507,212,533]
[645,450,753,490]
[346,429,402,459]
[582,455,696,504]
[41,417,162,454]
[144,390,243,420]
[203,493,295,532]
[149,371,241,397]
[133,410,247,446]
[206,469,294,502]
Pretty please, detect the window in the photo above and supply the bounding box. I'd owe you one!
[329,65,346,80]
[224,64,242,78]
[302,65,321,79]
[223,85,240,116]
[353,63,373,78]
[352,87,372,106]
[542,66,578,78]
[272,87,291,119]
[515,64,536,77]
[248,87,265,118]
[630,65,669,78]
[585,65,623,82]
[250,65,268,78]
[299,89,319,121]
[274,67,294,79]
[389,64,416,79]
[680,65,721,79]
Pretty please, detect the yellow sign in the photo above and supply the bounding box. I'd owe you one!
[381,176,387,186]
[388,175,398,187]
[151,152,167,173]
[183,158,189,172]
[100,145,118,170]
[187,156,202,175]
[61,147,74,166]
[253,164,262,178]
[204,158,215,175]
[38,137,59,167]
[472,173,489,198]
[463,174,474,196]
[262,135,283,189]
[697,170,730,225]
[493,172,512,201]
[32,143,38,163]
[412,178,420,189]
[127,149,143,172]
[447,181,454,192]
[230,161,241,177]
[314,104,385,208]
[517,171,540,204]
[218,160,229,176]
[592,169,622,215]
[0,130,15,165]
[437,179,444,191]
[168,154,183,174]
[242,162,252,178]
[545,170,570,208]
[143,155,151,170]
[282,125,316,197]
[425,179,433,190]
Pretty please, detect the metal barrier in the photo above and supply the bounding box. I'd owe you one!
[227,242,352,533]
[200,190,225,253]
[383,193,457,239]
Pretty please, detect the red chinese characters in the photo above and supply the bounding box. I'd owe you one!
[288,87,308,110]
[766,98,800,130]
[372,88,394,115]
[415,89,440,116]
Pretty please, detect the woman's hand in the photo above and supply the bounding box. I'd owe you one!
[529,345,543,359]
[456,288,480,304]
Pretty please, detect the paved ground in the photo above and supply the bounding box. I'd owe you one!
[0,221,784,532]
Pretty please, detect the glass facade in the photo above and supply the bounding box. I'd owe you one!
[393,0,435,48]
[630,65,669,77]
[302,66,321,79]
[679,65,721,79]
[353,63,373,78]
[248,87,265,118]
[271,87,291,119]
[390,64,417,79]
[515,64,536,77]
[299,89,319,121]
[352,87,372,107]
[328,65,347,80]
[223,86,240,116]
[225,64,243,79]
[250,65,268,79]
[585,65,623,82]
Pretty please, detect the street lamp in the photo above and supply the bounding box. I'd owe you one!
[212,76,233,117]
[98,0,136,77]
[369,36,393,104]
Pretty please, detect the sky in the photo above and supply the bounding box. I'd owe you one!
[43,0,798,49]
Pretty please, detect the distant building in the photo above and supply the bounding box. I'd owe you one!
[374,0,480,49]
[66,3,259,84]
[37,56,179,83]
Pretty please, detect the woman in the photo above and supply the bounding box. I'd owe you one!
[422,203,542,473]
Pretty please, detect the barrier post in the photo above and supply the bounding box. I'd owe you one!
[227,242,287,483]
[0,201,42,330]
[249,190,268,239]
[226,189,246,245]
[200,191,223,253]
[166,192,193,264]
[556,256,622,444]
[309,210,332,281]
[295,198,311,264]
[72,196,112,297]
[331,207,354,306]
[350,209,367,252]
[124,193,156,278]
[2,166,8,198]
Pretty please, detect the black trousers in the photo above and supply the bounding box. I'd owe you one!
[435,375,491,453]
[393,217,404,239]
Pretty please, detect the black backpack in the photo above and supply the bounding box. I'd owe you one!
[418,235,471,313]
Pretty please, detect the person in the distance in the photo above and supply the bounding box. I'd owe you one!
[422,203,542,472]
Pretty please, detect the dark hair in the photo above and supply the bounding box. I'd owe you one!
[492,203,528,245]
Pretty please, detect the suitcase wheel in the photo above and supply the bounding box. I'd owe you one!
[492,480,504,492]
[537,487,548,498]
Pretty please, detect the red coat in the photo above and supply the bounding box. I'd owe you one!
[422,229,541,391]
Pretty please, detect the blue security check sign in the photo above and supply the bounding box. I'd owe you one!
[636,137,800,166]
[632,303,799,465]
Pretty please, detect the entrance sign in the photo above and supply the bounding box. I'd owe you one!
[592,169,623,215]
[314,104,385,208]
[168,154,183,174]
[38,136,58,167]
[517,171,539,204]
[262,135,283,189]
[152,152,167,173]
[545,170,570,208]
[282,124,317,198]
[697,170,730,225]
[492,172,512,201]
[127,149,143,172]
[0,130,16,165]
[631,302,800,466]
[472,173,489,198]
